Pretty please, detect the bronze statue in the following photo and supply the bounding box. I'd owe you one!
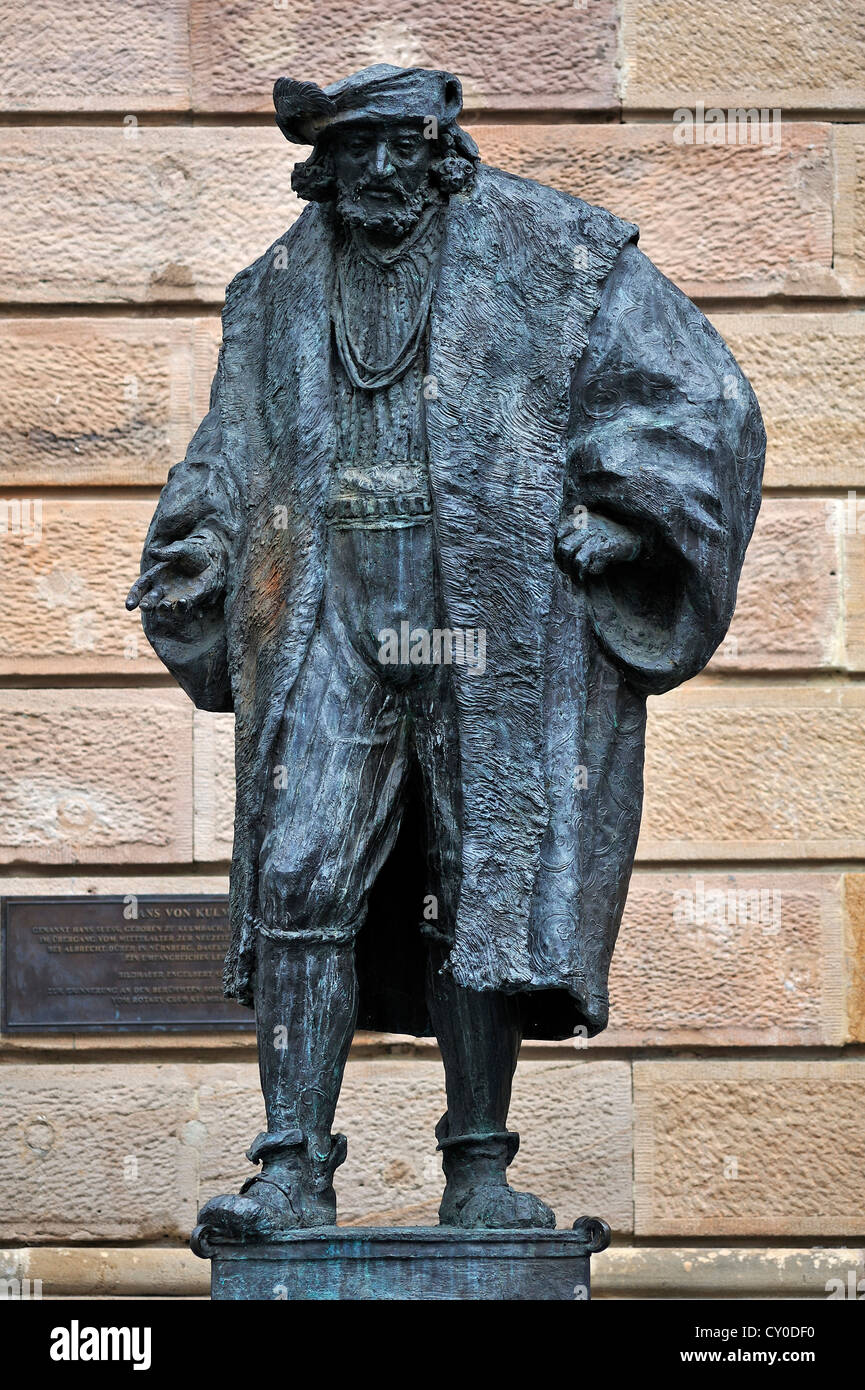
[127,65,764,1243]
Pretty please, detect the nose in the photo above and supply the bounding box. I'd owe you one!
[374,139,395,178]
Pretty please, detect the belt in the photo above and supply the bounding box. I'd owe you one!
[326,493,433,528]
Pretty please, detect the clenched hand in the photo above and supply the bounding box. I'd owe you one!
[555,512,642,581]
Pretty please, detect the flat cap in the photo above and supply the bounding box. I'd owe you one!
[273,63,466,146]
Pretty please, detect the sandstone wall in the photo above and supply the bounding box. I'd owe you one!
[1,0,864,1299]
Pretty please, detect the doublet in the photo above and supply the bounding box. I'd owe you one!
[325,207,445,674]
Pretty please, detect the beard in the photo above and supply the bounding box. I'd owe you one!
[335,175,439,240]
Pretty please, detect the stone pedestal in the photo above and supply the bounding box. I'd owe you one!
[196,1218,610,1301]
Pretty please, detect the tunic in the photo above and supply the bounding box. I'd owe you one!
[326,204,444,678]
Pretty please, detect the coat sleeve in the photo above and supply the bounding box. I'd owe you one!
[138,348,242,712]
[565,240,765,695]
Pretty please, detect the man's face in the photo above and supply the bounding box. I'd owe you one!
[329,121,435,239]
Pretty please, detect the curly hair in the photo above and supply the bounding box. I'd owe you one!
[291,127,478,203]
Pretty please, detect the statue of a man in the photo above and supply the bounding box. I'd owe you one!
[127,65,764,1241]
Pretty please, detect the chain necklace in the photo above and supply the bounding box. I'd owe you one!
[333,207,442,392]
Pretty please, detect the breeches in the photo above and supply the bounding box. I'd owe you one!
[257,522,460,946]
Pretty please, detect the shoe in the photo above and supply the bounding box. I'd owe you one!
[190,1127,346,1253]
[436,1120,556,1230]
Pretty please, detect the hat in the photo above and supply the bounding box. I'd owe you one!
[273,64,470,149]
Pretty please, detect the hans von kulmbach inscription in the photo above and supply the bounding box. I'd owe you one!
[1,895,249,1032]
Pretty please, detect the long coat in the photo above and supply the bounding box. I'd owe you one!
[140,162,765,1040]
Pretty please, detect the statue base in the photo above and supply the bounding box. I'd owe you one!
[196,1219,610,1301]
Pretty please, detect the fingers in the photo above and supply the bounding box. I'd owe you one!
[573,537,635,578]
[125,582,144,612]
[139,585,165,612]
[125,563,165,611]
[569,536,609,580]
[157,591,191,614]
[150,538,209,575]
[557,513,642,584]
[584,549,612,576]
[556,515,589,544]
[149,568,218,615]
[556,529,590,564]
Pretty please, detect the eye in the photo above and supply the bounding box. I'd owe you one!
[341,133,369,155]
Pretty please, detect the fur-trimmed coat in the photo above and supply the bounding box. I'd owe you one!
[139,163,764,1039]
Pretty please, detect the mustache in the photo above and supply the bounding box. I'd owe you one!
[342,174,419,201]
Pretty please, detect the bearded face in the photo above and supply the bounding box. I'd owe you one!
[329,121,439,241]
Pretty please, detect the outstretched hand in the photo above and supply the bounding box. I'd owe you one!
[125,535,226,615]
[555,512,642,581]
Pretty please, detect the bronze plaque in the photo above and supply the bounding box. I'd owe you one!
[1,895,253,1032]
